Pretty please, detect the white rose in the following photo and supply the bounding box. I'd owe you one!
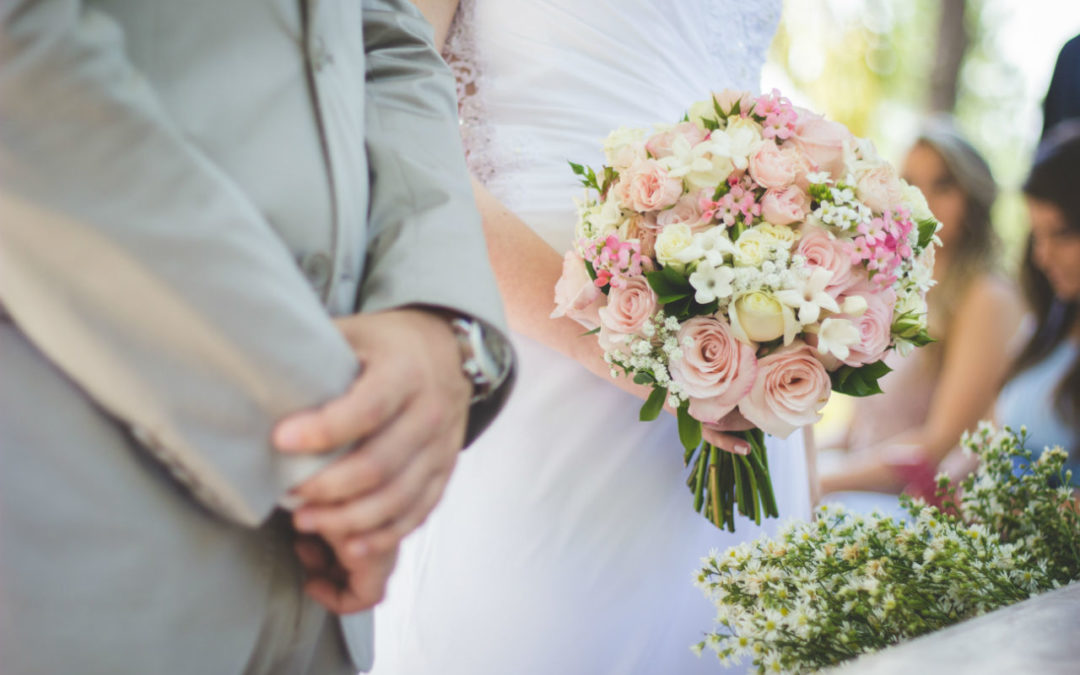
[901,181,935,222]
[733,230,774,267]
[684,139,736,192]
[720,116,764,170]
[730,292,792,343]
[603,126,647,172]
[655,223,699,270]
[687,98,720,129]
[749,223,797,247]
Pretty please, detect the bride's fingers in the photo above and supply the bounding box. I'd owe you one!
[702,428,750,455]
[343,473,447,557]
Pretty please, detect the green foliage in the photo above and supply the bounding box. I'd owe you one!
[638,386,667,422]
[829,360,892,397]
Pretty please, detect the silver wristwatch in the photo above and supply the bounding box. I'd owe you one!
[449,317,511,404]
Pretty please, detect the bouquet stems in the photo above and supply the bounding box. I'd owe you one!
[686,429,778,531]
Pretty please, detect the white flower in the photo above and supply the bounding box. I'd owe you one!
[840,294,868,317]
[602,126,647,172]
[815,317,860,361]
[662,134,736,192]
[689,263,736,304]
[775,268,841,325]
[719,116,763,169]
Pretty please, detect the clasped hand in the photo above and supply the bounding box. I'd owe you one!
[273,308,472,613]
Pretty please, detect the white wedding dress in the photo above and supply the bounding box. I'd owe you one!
[372,2,808,673]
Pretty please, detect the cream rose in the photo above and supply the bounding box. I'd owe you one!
[749,140,800,189]
[760,186,810,227]
[654,223,699,270]
[551,250,604,329]
[732,230,773,267]
[603,127,648,173]
[730,292,787,343]
[669,316,758,423]
[738,341,832,437]
[855,162,904,213]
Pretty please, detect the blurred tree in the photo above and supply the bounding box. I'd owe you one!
[930,0,968,112]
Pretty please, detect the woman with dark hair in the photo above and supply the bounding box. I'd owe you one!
[820,117,1025,502]
[997,121,1080,482]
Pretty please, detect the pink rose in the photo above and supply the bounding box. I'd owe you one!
[656,193,710,232]
[797,225,856,295]
[645,122,708,160]
[738,341,831,437]
[838,284,896,366]
[715,89,755,115]
[669,317,758,423]
[760,186,810,226]
[598,275,657,337]
[749,140,800,190]
[790,109,852,179]
[551,250,604,329]
[624,215,659,259]
[619,159,684,212]
[855,163,904,213]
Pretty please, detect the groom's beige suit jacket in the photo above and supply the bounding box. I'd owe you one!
[0,0,508,673]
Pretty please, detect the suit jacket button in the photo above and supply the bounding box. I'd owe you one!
[301,252,332,291]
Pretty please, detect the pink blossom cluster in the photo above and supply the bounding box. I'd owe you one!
[751,89,797,140]
[701,175,762,228]
[580,234,646,289]
[845,208,916,287]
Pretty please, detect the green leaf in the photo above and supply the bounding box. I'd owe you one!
[830,360,892,397]
[633,371,656,386]
[645,267,693,304]
[677,404,703,454]
[583,258,598,282]
[917,217,940,249]
[701,117,720,132]
[579,326,601,337]
[639,387,668,422]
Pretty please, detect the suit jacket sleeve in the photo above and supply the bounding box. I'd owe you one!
[359,0,515,443]
[0,0,359,527]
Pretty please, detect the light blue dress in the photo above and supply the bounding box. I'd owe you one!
[995,339,1080,486]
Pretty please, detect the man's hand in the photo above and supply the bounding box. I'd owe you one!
[294,535,399,614]
[274,308,471,558]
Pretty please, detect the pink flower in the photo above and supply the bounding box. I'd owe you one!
[623,215,659,259]
[837,284,896,366]
[656,193,711,232]
[797,225,857,295]
[619,159,684,212]
[598,275,657,337]
[749,140,800,190]
[738,341,831,437]
[855,163,905,213]
[790,109,852,179]
[645,122,708,160]
[551,250,604,329]
[760,186,810,227]
[669,317,758,423]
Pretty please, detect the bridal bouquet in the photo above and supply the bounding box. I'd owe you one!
[694,424,1080,673]
[553,89,939,531]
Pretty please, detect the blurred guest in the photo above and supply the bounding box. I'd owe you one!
[820,117,1024,503]
[997,121,1080,484]
[1042,34,1080,138]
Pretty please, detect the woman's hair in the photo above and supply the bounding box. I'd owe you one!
[1012,121,1080,445]
[911,116,1001,335]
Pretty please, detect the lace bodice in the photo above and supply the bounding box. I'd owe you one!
[443,0,782,250]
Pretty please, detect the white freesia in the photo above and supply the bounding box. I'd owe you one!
[775,268,841,325]
[694,227,737,266]
[840,294,868,317]
[815,317,860,361]
[689,262,736,304]
[662,134,735,192]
